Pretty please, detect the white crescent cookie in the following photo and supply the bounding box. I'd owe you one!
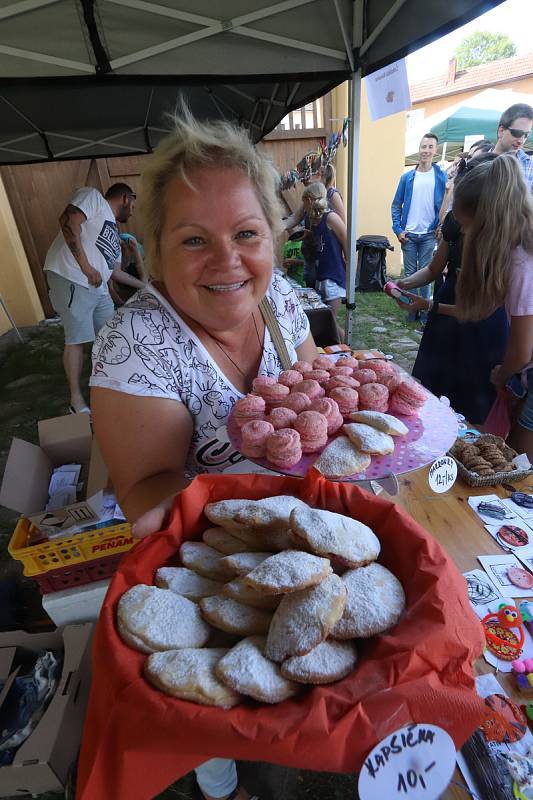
[223,578,282,610]
[229,527,293,551]
[332,562,406,639]
[117,584,211,652]
[348,411,408,436]
[342,423,395,455]
[179,541,232,580]
[243,550,332,594]
[205,496,308,532]
[155,567,224,602]
[313,435,371,479]
[199,595,273,635]
[289,507,380,568]
[144,648,241,708]
[281,639,358,685]
[266,574,347,662]
[216,636,301,703]
[202,527,261,554]
[219,552,274,577]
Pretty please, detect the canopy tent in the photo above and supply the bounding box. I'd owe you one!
[0,0,504,338]
[406,87,533,163]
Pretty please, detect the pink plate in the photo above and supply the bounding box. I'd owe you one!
[228,390,458,481]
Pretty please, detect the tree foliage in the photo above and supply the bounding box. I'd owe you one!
[454,31,517,70]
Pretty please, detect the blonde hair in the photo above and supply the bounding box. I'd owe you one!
[320,163,336,188]
[455,154,533,321]
[302,181,328,224]
[139,105,283,279]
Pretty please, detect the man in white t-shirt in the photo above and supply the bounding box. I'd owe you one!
[391,134,447,326]
[44,183,143,413]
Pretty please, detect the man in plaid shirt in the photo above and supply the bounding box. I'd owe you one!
[493,103,533,191]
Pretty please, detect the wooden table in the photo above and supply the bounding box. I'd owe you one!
[392,466,533,799]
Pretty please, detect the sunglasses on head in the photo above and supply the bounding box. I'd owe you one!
[506,127,530,140]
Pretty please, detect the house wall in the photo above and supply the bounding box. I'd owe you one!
[412,75,533,119]
[0,175,44,335]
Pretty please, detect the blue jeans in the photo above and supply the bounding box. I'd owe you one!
[401,232,435,322]
[195,758,238,798]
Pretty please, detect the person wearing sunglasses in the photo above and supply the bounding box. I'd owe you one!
[45,183,143,414]
[493,103,533,191]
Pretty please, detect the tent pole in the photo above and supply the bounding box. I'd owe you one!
[345,69,362,345]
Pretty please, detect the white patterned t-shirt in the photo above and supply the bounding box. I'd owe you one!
[90,273,310,479]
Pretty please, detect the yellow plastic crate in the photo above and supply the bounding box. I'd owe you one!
[9,517,134,577]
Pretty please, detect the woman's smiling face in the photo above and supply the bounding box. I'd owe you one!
[158,166,274,333]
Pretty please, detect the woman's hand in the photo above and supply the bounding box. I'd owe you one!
[394,291,429,314]
[396,277,415,290]
[131,495,175,539]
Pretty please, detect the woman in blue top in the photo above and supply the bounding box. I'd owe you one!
[302,181,347,341]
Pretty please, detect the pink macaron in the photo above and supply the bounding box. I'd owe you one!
[282,392,312,414]
[358,383,389,412]
[256,382,290,410]
[326,375,360,392]
[336,356,359,369]
[233,393,266,428]
[266,428,302,468]
[305,369,331,386]
[294,410,328,453]
[312,355,335,371]
[329,365,353,378]
[388,395,417,416]
[277,369,304,388]
[251,375,276,393]
[292,360,313,374]
[352,368,377,385]
[311,397,343,435]
[394,379,427,407]
[328,387,359,416]
[240,420,275,458]
[294,379,324,401]
[266,407,298,430]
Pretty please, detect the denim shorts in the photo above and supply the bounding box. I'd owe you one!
[47,270,114,345]
[518,369,533,432]
[317,278,346,302]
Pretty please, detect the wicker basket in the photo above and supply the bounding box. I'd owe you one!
[448,433,533,487]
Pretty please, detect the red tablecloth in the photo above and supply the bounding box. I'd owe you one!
[77,470,484,800]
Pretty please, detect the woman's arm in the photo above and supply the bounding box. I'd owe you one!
[491,315,533,388]
[326,212,348,261]
[90,388,194,526]
[284,204,305,231]
[296,331,319,363]
[398,241,449,290]
[329,191,346,223]
[394,292,457,317]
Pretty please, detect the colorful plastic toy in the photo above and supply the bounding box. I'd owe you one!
[482,603,525,661]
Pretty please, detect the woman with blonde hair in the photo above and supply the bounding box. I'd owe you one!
[90,106,317,800]
[302,181,347,341]
[319,163,346,221]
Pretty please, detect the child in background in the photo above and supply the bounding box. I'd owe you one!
[302,181,347,342]
[282,231,306,286]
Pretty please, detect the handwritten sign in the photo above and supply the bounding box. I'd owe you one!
[365,57,411,121]
[428,456,457,494]
[358,723,456,800]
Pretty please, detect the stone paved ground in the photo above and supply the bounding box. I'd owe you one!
[0,292,420,800]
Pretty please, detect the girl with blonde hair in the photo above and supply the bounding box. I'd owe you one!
[302,181,347,340]
[319,163,346,221]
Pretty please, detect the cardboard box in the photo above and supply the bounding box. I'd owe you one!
[0,413,108,536]
[42,579,110,626]
[0,623,93,797]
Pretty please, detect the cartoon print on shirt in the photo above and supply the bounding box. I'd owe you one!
[204,390,231,420]
[94,330,131,364]
[130,309,168,346]
[128,373,161,391]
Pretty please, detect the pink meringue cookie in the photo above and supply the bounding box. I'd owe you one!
[295,379,324,401]
[282,392,312,414]
[352,368,377,385]
[233,393,266,428]
[292,360,313,374]
[312,355,335,371]
[328,387,359,416]
[335,356,359,369]
[358,383,389,412]
[256,382,290,410]
[311,397,343,435]
[266,407,298,430]
[277,369,304,388]
[240,420,275,458]
[329,366,353,378]
[326,375,360,392]
[251,375,276,393]
[305,369,331,386]
[266,428,302,468]
[294,410,328,453]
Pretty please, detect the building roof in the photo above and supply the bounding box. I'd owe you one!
[411,52,533,103]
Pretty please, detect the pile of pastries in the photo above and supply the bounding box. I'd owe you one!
[450,436,517,476]
[232,356,426,473]
[117,496,406,707]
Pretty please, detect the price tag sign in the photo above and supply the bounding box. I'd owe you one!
[358,723,456,800]
[428,456,457,494]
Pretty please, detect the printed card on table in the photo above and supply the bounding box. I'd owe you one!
[477,554,533,598]
[484,520,533,551]
[468,494,516,525]
[503,496,533,522]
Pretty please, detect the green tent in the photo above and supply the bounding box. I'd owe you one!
[430,105,499,143]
